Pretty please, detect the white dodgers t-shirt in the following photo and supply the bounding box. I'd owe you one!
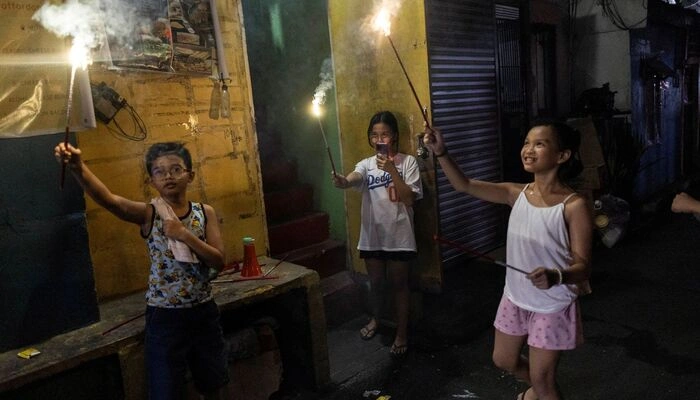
[353,153,423,252]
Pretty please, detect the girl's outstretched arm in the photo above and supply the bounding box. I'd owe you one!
[55,142,148,225]
[332,171,363,189]
[423,127,521,205]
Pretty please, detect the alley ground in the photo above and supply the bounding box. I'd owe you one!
[301,210,700,400]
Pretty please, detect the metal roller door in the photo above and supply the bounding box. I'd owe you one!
[425,0,507,263]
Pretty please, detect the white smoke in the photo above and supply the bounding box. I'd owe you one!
[32,0,146,57]
[312,58,334,107]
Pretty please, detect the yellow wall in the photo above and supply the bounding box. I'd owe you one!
[80,1,267,300]
[328,0,442,291]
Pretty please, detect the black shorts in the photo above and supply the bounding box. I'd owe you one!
[359,250,417,262]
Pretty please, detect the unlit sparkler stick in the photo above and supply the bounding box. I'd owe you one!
[264,254,288,277]
[385,35,431,129]
[433,234,528,274]
[102,312,144,335]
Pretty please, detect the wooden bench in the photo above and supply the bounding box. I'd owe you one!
[0,259,329,399]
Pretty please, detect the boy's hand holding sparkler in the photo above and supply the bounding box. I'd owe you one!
[55,142,83,171]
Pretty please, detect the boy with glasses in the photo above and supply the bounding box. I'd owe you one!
[55,141,228,400]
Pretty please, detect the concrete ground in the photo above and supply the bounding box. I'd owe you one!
[300,211,700,400]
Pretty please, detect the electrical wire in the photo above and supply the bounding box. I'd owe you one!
[107,101,147,141]
[600,0,647,31]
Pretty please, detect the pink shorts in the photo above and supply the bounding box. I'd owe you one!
[493,295,583,350]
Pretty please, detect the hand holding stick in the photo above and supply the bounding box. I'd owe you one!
[60,126,70,189]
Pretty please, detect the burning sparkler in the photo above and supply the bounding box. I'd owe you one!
[311,99,337,177]
[61,39,92,189]
[311,58,337,176]
[371,6,431,129]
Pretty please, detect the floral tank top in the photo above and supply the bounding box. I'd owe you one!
[142,201,213,308]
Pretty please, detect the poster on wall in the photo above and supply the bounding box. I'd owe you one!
[0,0,96,138]
[106,0,222,76]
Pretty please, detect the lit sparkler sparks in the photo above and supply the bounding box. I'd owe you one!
[61,39,92,189]
[371,6,431,128]
[311,98,337,177]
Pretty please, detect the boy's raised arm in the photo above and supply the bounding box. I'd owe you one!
[55,142,148,225]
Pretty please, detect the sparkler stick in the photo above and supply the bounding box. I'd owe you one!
[312,102,338,176]
[60,64,78,190]
[264,254,289,277]
[101,312,145,335]
[60,40,90,189]
[372,9,430,128]
[212,276,279,283]
[385,35,430,129]
[433,234,528,274]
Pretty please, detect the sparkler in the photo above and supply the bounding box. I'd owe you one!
[433,234,528,274]
[371,8,431,129]
[60,39,91,189]
[311,100,338,177]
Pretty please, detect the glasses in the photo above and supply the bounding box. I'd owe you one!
[370,131,393,141]
[152,165,189,180]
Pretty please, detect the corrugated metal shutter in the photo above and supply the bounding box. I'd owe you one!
[425,0,506,262]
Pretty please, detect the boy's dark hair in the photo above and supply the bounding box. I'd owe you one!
[531,118,583,182]
[366,111,399,150]
[145,142,192,175]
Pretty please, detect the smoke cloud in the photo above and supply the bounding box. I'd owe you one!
[32,0,146,57]
[312,58,334,106]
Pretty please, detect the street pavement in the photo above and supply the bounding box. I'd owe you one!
[310,211,700,400]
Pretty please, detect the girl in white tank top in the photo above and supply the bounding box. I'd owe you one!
[423,119,593,400]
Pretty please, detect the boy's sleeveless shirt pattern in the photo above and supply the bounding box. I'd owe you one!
[144,202,213,307]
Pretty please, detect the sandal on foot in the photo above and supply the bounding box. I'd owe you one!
[516,388,533,400]
[389,342,408,358]
[360,324,377,340]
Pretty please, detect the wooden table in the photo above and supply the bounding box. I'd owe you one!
[0,259,329,399]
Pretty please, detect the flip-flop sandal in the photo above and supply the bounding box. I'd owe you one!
[360,325,377,340]
[389,342,408,358]
[516,387,534,400]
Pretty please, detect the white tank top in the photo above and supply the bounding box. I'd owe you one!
[504,184,578,313]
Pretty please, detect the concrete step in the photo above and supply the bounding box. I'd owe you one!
[264,183,314,223]
[272,239,346,279]
[267,212,329,254]
[320,271,364,329]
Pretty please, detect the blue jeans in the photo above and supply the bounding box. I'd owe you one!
[145,301,228,400]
